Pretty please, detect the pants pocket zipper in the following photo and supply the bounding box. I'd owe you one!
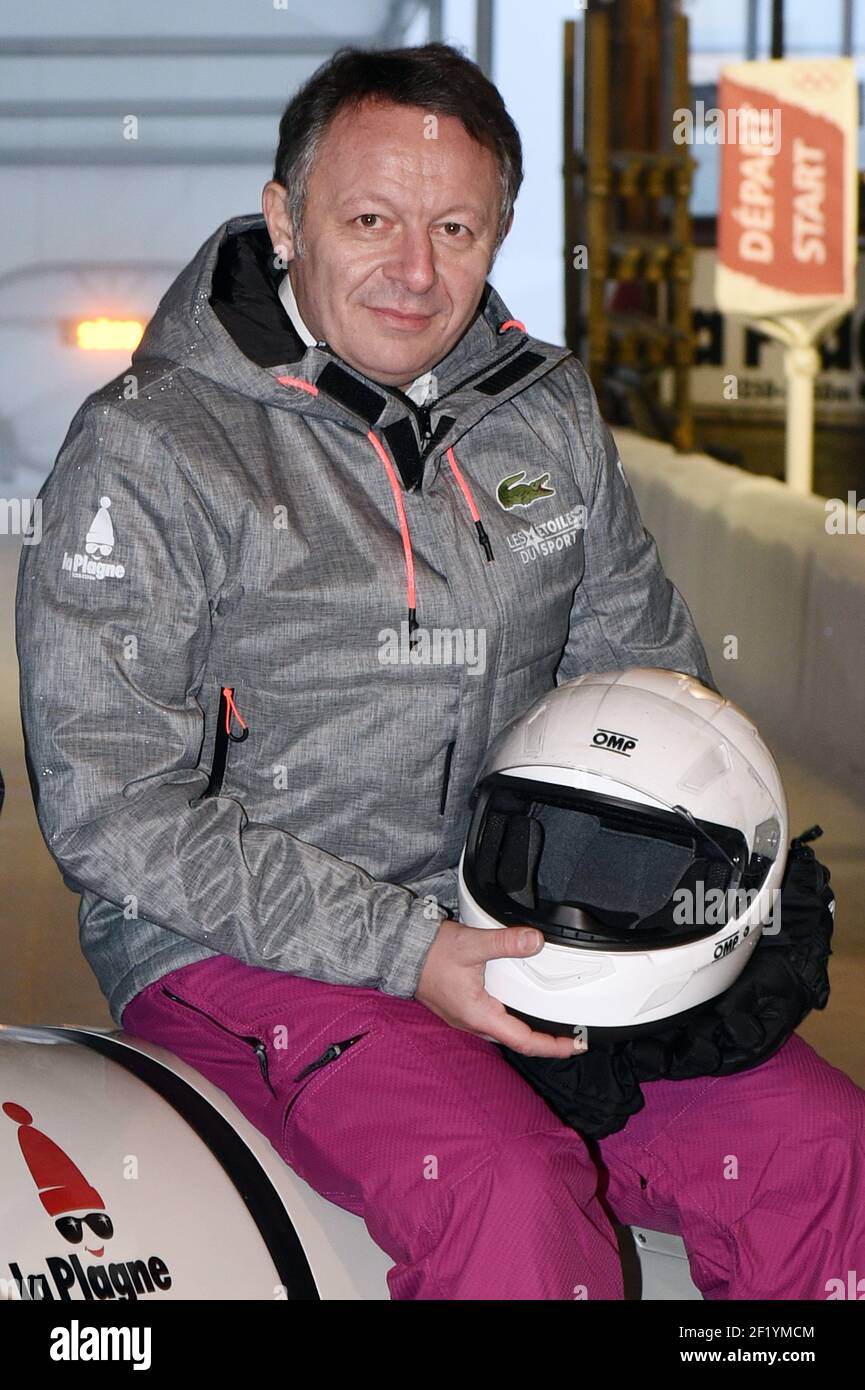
[282,1032,369,1130]
[292,1033,368,1083]
[161,986,275,1096]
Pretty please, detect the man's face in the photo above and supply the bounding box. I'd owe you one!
[262,99,507,391]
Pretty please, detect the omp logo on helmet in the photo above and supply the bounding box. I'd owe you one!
[1,1100,172,1301]
[496,469,556,511]
[60,496,126,581]
[713,930,741,960]
[592,727,639,757]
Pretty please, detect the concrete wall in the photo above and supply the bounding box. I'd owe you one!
[617,427,865,806]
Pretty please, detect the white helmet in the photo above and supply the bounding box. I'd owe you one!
[457,668,788,1039]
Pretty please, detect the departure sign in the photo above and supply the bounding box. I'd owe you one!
[713,59,858,492]
[716,59,857,316]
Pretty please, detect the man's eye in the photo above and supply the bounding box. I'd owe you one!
[354,215,469,237]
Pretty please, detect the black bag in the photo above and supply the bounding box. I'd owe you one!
[500,827,835,1140]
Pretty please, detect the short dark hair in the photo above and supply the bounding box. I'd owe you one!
[272,42,523,260]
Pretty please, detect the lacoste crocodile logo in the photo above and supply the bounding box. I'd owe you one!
[496,470,556,511]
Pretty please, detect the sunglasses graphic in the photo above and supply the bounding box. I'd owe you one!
[54,1212,114,1243]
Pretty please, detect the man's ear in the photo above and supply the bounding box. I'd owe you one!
[261,180,296,269]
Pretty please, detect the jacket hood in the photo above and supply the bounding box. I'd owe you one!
[131,212,576,637]
[132,213,572,469]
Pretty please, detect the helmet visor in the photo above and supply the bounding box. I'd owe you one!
[463,772,777,948]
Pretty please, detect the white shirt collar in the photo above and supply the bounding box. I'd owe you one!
[277,272,436,407]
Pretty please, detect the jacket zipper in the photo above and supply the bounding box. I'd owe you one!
[292,1033,368,1082]
[161,987,275,1096]
[204,684,248,798]
[315,335,535,460]
[417,402,434,448]
[439,739,456,815]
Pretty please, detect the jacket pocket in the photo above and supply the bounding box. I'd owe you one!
[202,683,249,798]
[281,1032,369,1138]
[160,985,275,1096]
[439,738,456,815]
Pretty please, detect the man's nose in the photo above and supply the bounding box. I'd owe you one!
[382,227,438,295]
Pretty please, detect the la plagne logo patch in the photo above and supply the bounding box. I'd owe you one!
[2,1100,172,1302]
[496,469,556,511]
[61,496,126,580]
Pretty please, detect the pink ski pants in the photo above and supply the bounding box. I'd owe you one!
[121,953,865,1300]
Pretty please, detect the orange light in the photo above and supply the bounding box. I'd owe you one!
[75,318,144,351]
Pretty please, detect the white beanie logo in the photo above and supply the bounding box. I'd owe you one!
[85,496,114,557]
[60,495,126,581]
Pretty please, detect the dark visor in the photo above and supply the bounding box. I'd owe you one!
[463,772,774,949]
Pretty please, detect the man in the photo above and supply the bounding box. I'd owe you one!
[17,44,865,1300]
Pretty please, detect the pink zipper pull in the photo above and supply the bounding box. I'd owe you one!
[223,686,249,742]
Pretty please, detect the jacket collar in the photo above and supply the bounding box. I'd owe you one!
[143,213,573,486]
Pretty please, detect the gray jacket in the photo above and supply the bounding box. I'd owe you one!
[15,212,717,1026]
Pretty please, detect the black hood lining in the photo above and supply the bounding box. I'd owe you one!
[209,224,307,370]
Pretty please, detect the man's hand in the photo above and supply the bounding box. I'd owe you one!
[415,919,586,1058]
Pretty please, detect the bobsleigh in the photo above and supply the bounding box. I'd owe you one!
[0,1022,701,1301]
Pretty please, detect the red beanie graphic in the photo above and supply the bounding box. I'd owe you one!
[3,1101,105,1217]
